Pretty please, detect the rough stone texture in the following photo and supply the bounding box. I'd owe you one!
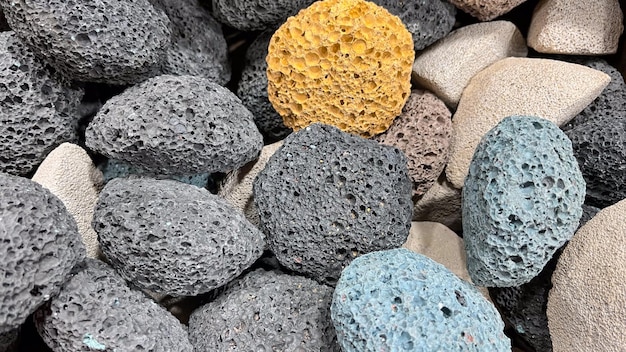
[85,74,263,175]
[463,116,585,287]
[566,115,626,208]
[0,173,86,333]
[100,159,209,189]
[547,198,626,351]
[375,90,452,198]
[0,31,83,176]
[218,141,284,227]
[412,21,527,108]
[370,0,456,51]
[559,57,626,131]
[447,57,610,188]
[31,143,103,259]
[448,0,528,21]
[94,178,265,296]
[0,0,171,84]
[528,0,624,55]
[254,124,413,285]
[237,31,292,142]
[489,204,601,352]
[413,173,463,233]
[34,259,193,352]
[150,0,231,85]
[331,248,510,351]
[266,0,414,138]
[0,328,18,352]
[212,0,315,31]
[189,269,340,351]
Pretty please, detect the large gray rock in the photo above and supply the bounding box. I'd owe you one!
[0,32,83,176]
[150,0,231,85]
[94,178,265,296]
[371,0,456,51]
[0,173,85,333]
[85,75,263,175]
[463,116,585,287]
[212,0,315,31]
[237,31,291,142]
[254,124,413,285]
[188,269,340,351]
[35,259,193,352]
[0,0,171,84]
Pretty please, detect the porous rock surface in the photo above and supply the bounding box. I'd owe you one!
[412,21,527,108]
[94,178,265,296]
[528,0,624,55]
[370,0,456,51]
[254,124,413,284]
[100,159,210,189]
[85,74,263,175]
[238,31,292,141]
[150,0,231,85]
[566,116,626,208]
[32,143,103,259]
[489,203,600,352]
[0,31,83,176]
[331,248,510,351]
[188,269,340,351]
[375,89,452,198]
[0,328,18,352]
[0,0,171,84]
[218,141,284,227]
[448,0,528,21]
[93,178,265,296]
[212,0,315,31]
[0,173,85,333]
[559,57,626,131]
[35,259,193,352]
[266,0,414,138]
[547,198,626,351]
[412,174,463,233]
[447,57,610,188]
[463,116,585,287]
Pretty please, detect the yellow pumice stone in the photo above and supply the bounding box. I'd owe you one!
[266,0,415,137]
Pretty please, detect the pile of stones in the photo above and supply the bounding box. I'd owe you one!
[0,0,624,351]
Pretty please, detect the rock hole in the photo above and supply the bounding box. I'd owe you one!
[455,290,466,306]
[440,306,452,318]
[510,255,523,263]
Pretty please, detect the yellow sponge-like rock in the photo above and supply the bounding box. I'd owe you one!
[266,0,414,137]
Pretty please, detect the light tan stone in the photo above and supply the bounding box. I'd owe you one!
[547,198,626,351]
[413,21,527,108]
[413,173,462,233]
[446,57,610,188]
[31,143,103,258]
[528,0,624,55]
[403,221,491,300]
[218,141,284,227]
[448,0,528,21]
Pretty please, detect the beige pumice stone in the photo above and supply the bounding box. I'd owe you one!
[31,143,103,258]
[528,0,624,55]
[446,57,610,189]
[413,173,462,233]
[547,198,626,351]
[218,141,284,227]
[448,0,528,21]
[413,21,527,109]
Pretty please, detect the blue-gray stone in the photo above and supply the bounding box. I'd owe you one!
[463,115,585,287]
[331,248,510,352]
[212,0,315,31]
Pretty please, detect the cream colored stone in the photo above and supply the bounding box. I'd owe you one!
[448,0,528,21]
[547,198,626,351]
[403,221,491,301]
[31,143,103,258]
[446,57,610,188]
[218,141,283,227]
[413,173,462,233]
[413,21,527,108]
[528,0,624,55]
